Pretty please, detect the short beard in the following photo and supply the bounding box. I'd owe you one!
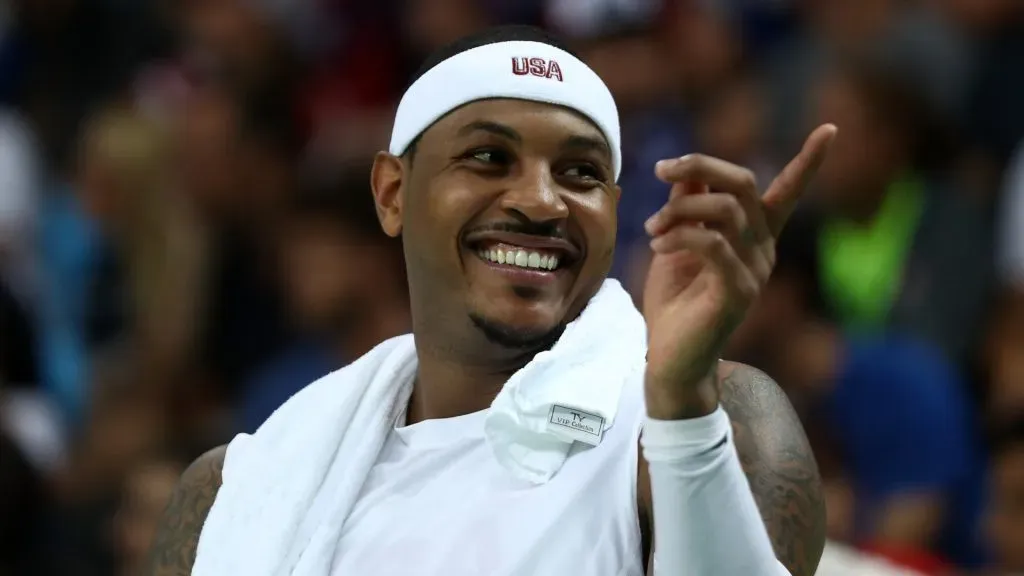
[468,313,566,352]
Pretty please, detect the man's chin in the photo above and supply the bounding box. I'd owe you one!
[468,312,566,351]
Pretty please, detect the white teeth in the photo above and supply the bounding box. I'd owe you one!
[478,246,563,271]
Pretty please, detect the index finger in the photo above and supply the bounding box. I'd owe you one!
[762,124,838,238]
[654,154,769,238]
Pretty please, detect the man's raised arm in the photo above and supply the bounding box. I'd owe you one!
[638,361,825,576]
[142,445,227,576]
[718,361,826,576]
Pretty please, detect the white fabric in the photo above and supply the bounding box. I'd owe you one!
[331,379,646,576]
[998,140,1024,286]
[643,407,786,576]
[0,390,67,474]
[389,40,622,180]
[0,111,41,306]
[816,541,925,576]
[193,279,645,575]
[546,0,660,40]
[485,279,647,482]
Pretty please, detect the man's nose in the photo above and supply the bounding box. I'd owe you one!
[498,166,569,224]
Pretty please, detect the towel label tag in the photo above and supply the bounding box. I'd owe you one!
[547,404,605,446]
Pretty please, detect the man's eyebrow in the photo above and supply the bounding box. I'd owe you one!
[456,120,522,142]
[562,135,611,161]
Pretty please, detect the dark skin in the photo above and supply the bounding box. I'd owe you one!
[143,100,828,576]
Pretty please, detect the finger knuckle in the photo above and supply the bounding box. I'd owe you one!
[740,169,757,190]
[682,154,708,172]
[739,276,761,301]
[755,259,773,283]
[764,241,777,268]
[707,231,729,253]
[721,195,746,222]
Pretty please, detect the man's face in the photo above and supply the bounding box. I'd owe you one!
[377,99,619,350]
[987,444,1024,571]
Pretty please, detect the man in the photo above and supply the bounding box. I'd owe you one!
[145,25,833,575]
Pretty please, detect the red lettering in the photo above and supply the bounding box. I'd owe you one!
[511,57,529,76]
[528,57,547,77]
[546,60,563,82]
[510,57,564,82]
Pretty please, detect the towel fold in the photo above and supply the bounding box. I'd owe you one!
[193,279,647,576]
[484,278,647,482]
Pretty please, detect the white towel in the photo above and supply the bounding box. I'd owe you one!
[192,279,647,576]
[484,278,647,482]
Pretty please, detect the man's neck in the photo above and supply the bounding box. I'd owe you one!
[405,336,540,425]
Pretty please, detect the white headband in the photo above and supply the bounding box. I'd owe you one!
[389,40,622,180]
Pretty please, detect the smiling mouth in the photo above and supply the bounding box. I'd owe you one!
[475,243,566,271]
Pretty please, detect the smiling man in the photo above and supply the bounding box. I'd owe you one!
[144,25,833,576]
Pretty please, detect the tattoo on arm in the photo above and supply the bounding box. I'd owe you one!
[718,362,826,576]
[143,445,227,576]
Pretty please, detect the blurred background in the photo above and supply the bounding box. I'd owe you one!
[0,0,1022,574]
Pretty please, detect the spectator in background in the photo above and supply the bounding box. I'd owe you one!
[178,0,301,110]
[0,109,40,316]
[776,320,986,570]
[763,0,970,161]
[0,109,41,393]
[951,0,1024,173]
[177,85,295,402]
[237,166,410,432]
[77,106,206,385]
[693,69,776,188]
[50,344,169,576]
[112,452,189,576]
[988,140,1024,417]
[985,418,1024,575]
[776,54,992,368]
[0,408,50,575]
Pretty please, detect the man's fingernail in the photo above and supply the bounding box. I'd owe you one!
[655,160,669,173]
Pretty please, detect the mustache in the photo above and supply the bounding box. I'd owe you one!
[464,221,570,241]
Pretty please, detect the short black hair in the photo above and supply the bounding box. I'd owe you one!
[403,25,578,160]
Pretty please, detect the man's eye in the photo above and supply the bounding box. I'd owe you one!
[563,164,604,182]
[463,149,508,165]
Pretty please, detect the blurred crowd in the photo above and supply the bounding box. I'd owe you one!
[0,0,1022,574]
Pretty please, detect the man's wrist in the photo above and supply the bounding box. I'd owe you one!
[644,367,720,420]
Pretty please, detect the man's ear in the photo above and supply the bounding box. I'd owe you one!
[371,151,405,237]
